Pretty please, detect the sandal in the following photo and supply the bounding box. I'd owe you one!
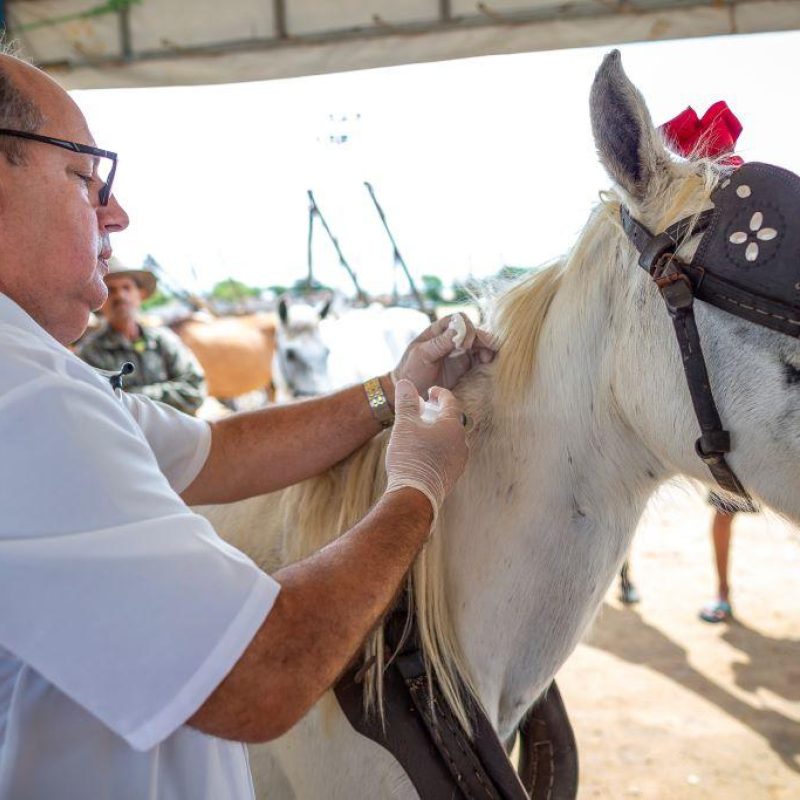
[699,599,733,623]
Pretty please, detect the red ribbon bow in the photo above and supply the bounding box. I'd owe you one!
[659,101,743,166]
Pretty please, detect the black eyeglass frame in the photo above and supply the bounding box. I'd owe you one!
[0,128,117,206]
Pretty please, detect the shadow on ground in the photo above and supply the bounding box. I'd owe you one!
[584,603,800,772]
[721,621,800,703]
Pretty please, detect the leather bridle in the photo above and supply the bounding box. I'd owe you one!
[620,161,800,513]
[619,204,757,509]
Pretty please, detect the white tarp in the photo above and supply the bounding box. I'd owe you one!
[6,0,800,89]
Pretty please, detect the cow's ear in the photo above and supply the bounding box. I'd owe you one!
[278,297,289,325]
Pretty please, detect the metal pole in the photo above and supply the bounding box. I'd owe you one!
[306,191,315,290]
[118,3,133,61]
[273,0,287,39]
[307,190,369,304]
[363,181,434,321]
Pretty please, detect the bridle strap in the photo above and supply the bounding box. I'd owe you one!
[620,206,715,257]
[620,206,757,510]
[691,270,800,338]
[517,682,579,800]
[334,597,578,799]
[657,278,755,502]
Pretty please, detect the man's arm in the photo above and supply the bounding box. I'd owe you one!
[181,376,393,505]
[189,379,468,742]
[188,487,432,742]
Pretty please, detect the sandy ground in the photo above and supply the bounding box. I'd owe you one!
[556,483,800,800]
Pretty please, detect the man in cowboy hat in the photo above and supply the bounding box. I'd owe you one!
[78,257,207,415]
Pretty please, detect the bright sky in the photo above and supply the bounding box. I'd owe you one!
[73,30,800,297]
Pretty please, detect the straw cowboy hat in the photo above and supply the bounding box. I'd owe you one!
[104,257,158,299]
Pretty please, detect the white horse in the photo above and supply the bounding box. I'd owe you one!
[200,51,800,799]
[274,297,430,397]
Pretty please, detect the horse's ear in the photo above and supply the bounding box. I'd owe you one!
[318,297,333,320]
[278,297,289,325]
[590,50,670,203]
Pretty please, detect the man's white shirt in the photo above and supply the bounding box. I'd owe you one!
[0,294,281,799]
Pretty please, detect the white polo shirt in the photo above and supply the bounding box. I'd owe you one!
[0,294,281,800]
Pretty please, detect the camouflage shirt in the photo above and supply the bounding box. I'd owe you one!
[78,323,207,415]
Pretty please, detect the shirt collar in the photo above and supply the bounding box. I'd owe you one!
[0,293,74,356]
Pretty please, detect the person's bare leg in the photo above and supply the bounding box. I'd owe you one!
[712,510,734,602]
[699,510,735,622]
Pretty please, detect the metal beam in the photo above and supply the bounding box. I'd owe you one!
[34,0,754,71]
[30,0,800,88]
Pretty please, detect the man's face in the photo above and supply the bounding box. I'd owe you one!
[0,57,129,345]
[102,275,143,328]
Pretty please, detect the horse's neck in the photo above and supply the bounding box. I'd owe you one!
[444,250,666,739]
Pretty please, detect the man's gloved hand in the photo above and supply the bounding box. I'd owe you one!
[384,380,469,522]
[390,313,496,397]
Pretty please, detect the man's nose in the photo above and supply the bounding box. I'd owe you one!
[99,194,130,233]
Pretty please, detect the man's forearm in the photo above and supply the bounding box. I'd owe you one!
[188,487,433,742]
[183,377,392,505]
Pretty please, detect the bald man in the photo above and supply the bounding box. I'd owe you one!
[0,51,496,799]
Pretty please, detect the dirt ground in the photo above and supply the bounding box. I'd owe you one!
[556,482,800,800]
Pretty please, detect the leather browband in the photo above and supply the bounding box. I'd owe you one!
[620,206,800,338]
[335,597,579,799]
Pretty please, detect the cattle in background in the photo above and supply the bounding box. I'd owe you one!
[172,312,277,406]
[275,299,430,398]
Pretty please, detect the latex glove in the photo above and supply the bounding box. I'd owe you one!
[391,313,496,397]
[385,380,469,522]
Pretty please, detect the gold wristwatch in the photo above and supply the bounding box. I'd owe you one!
[363,376,395,428]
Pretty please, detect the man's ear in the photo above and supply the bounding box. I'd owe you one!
[590,50,671,203]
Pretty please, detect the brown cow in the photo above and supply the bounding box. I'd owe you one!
[172,312,277,402]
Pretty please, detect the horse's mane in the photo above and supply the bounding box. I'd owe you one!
[277,253,580,731]
[277,162,719,731]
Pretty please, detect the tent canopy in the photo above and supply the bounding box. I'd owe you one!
[6,0,800,90]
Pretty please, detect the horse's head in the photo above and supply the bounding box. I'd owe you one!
[591,50,800,517]
[276,297,333,397]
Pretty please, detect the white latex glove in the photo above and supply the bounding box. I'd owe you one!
[384,380,469,522]
[391,313,496,397]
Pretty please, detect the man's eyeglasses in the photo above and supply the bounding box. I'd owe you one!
[0,128,117,206]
